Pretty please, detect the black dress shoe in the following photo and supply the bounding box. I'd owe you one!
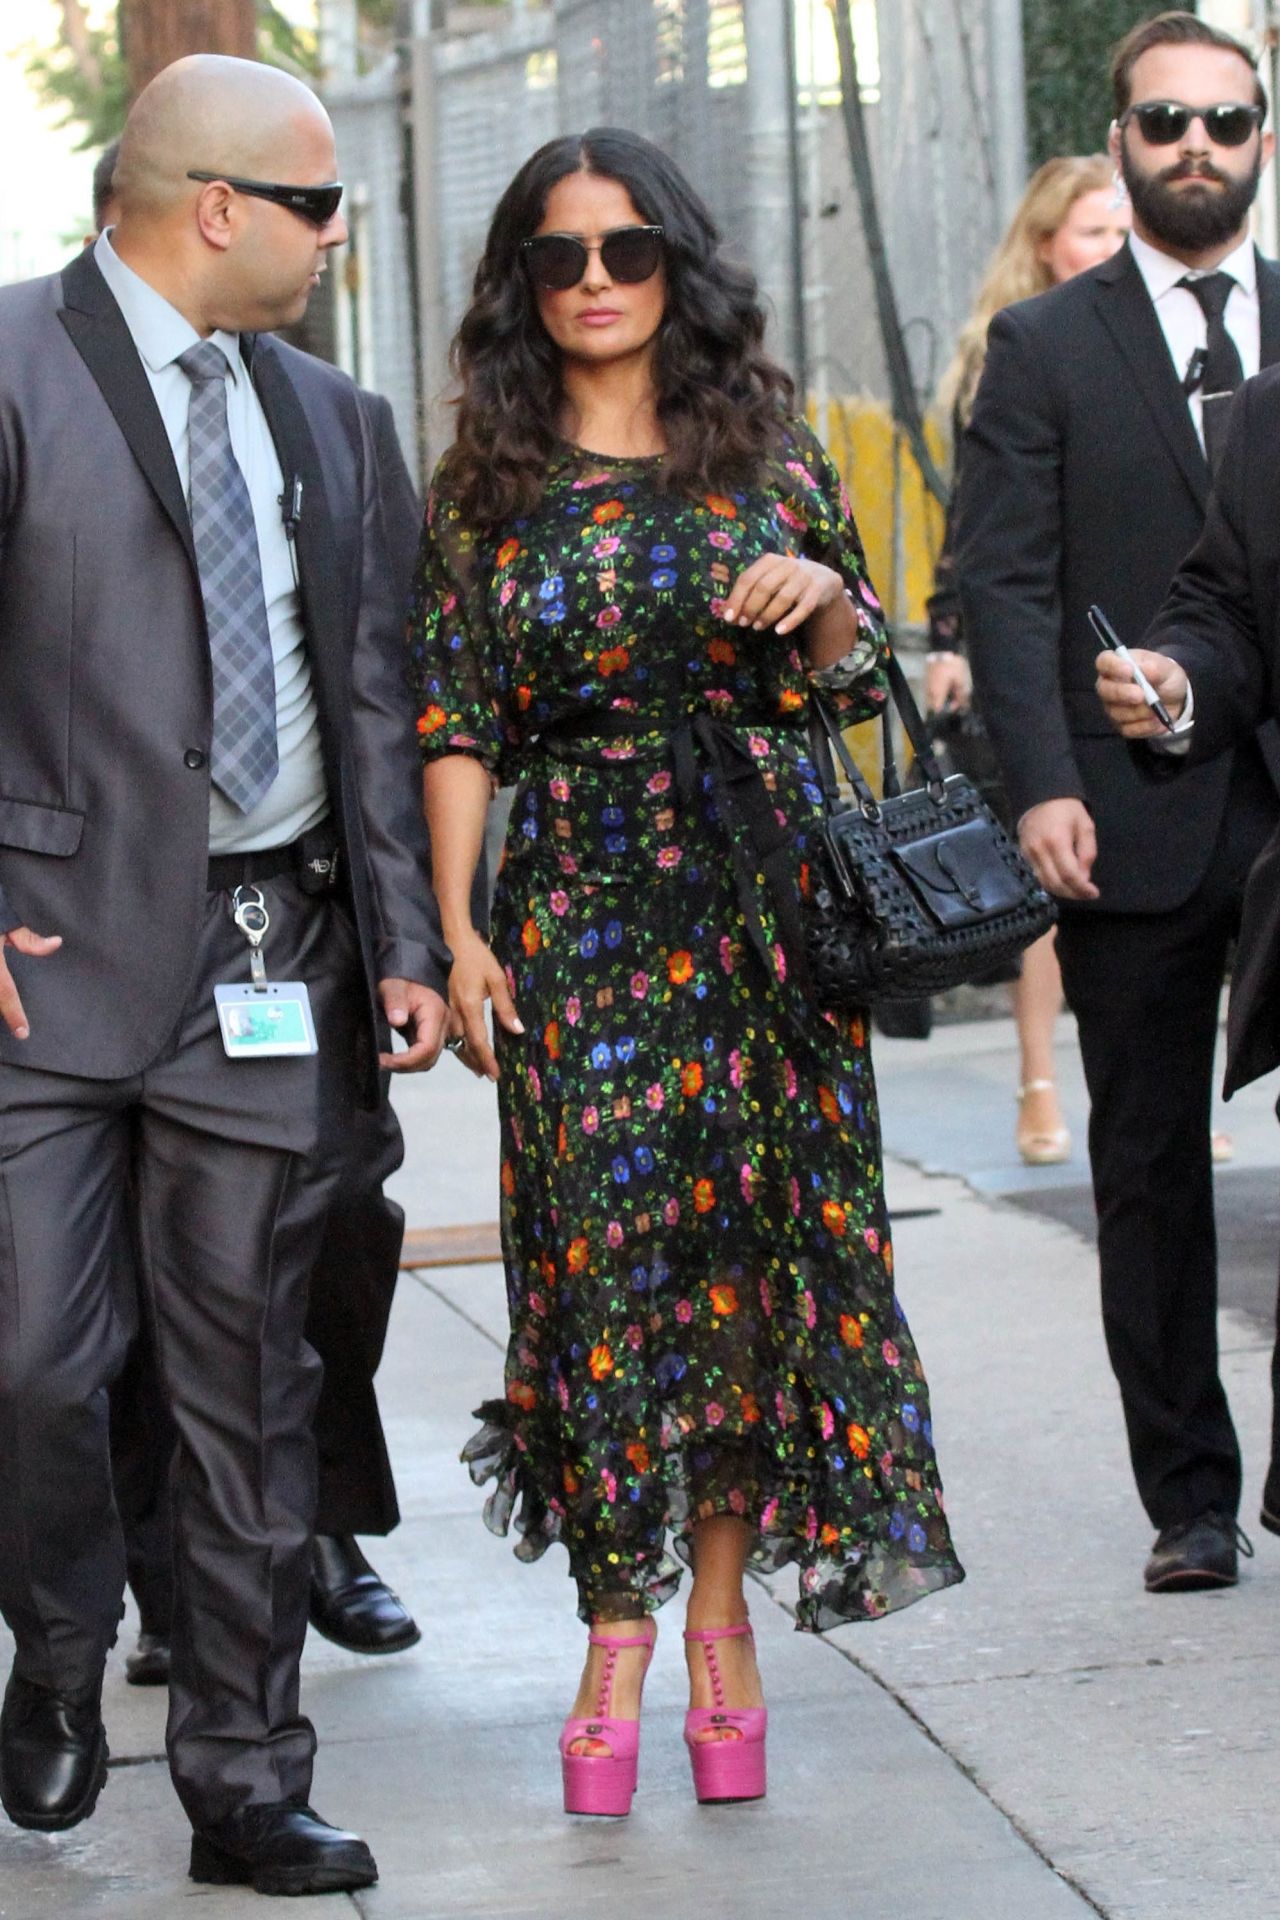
[190,1802,377,1895]
[0,1671,108,1831]
[1260,1470,1280,1536]
[125,1631,171,1688]
[309,1534,421,1655]
[1144,1511,1252,1592]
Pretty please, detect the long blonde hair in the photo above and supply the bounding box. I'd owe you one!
[940,154,1116,426]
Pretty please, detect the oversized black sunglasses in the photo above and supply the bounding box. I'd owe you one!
[186,171,344,226]
[520,225,665,292]
[1118,100,1265,148]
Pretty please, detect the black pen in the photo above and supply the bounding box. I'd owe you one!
[1087,603,1177,733]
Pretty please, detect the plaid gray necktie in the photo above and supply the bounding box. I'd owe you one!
[178,341,278,813]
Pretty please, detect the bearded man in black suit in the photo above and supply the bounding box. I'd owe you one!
[956,10,1280,1593]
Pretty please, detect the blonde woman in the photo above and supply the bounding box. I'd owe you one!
[926,156,1129,1166]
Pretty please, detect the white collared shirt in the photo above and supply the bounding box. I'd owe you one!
[1127,228,1259,451]
[93,230,328,854]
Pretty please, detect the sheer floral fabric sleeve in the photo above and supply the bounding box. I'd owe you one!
[407,458,512,780]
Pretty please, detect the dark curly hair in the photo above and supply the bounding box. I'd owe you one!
[446,127,795,528]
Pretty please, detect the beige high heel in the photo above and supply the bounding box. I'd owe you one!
[1016,1079,1071,1166]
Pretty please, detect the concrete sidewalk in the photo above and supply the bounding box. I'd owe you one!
[2,1011,1277,1919]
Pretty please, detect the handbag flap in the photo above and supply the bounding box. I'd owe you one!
[892,817,1027,928]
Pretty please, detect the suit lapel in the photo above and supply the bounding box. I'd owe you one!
[1257,250,1280,369]
[57,249,197,572]
[1090,245,1209,514]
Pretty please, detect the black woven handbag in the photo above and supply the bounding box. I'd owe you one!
[805,653,1056,1008]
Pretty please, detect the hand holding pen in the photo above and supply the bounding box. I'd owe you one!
[1090,604,1190,741]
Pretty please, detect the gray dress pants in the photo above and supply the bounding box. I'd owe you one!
[0,873,362,1826]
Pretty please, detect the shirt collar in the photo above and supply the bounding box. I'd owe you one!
[1128,228,1258,302]
[93,230,243,381]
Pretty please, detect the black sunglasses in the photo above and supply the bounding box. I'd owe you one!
[520,225,665,292]
[186,171,344,227]
[1119,100,1265,148]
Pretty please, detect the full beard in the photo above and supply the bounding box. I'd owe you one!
[1121,146,1262,252]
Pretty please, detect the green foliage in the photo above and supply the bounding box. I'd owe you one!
[1022,0,1162,166]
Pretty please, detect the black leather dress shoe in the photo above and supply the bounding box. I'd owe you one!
[190,1802,378,1895]
[308,1534,421,1655]
[0,1671,108,1831]
[1260,1470,1280,1537]
[125,1631,171,1688]
[1144,1511,1252,1592]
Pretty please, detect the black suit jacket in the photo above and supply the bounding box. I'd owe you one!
[0,247,448,1086]
[955,240,1280,914]
[1143,367,1280,1090]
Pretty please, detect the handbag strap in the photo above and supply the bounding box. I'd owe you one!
[809,646,945,811]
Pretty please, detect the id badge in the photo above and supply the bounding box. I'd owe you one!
[214,982,318,1058]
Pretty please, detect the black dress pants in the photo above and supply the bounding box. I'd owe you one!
[0,877,360,1825]
[109,1088,406,1635]
[1055,751,1277,1529]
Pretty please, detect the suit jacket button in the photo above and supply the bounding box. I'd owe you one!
[183,748,207,770]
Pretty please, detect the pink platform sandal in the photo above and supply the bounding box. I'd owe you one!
[683,1623,768,1804]
[559,1628,653,1817]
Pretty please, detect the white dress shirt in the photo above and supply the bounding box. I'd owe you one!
[1128,228,1258,450]
[94,231,329,853]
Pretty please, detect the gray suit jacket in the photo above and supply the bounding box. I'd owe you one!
[0,247,447,1086]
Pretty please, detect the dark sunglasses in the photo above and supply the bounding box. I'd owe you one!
[1119,100,1265,148]
[186,171,344,227]
[520,225,665,292]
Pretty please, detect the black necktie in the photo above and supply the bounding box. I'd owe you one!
[1179,271,1244,472]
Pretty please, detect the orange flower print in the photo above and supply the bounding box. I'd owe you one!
[681,1060,704,1097]
[709,1283,739,1316]
[567,1237,589,1273]
[817,1085,840,1123]
[521,918,541,956]
[563,1463,580,1496]
[496,537,519,568]
[544,1019,561,1060]
[589,1343,614,1380]
[846,1422,871,1460]
[778,687,805,714]
[516,685,533,711]
[626,1442,651,1473]
[708,636,736,666]
[740,1392,761,1424]
[598,646,630,676]
[839,1313,864,1348]
[507,1380,537,1411]
[500,1160,516,1197]
[883,1242,894,1276]
[822,1200,847,1238]
[705,493,738,517]
[668,950,694,984]
[820,1523,840,1548]
[593,499,624,523]
[850,1017,866,1048]
[417,704,446,736]
[693,1178,716,1214]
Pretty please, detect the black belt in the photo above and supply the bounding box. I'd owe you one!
[207,830,339,895]
[534,711,812,1003]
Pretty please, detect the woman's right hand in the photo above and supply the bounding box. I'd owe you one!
[924,651,972,715]
[446,927,525,1081]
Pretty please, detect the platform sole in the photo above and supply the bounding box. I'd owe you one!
[0,1727,109,1832]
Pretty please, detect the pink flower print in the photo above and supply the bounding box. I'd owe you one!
[804,1506,819,1542]
[593,537,620,557]
[819,1402,835,1441]
[528,1291,545,1317]
[596,604,622,628]
[719,936,736,975]
[656,846,682,869]
[739,1162,759,1204]
[880,1451,894,1477]
[786,458,817,489]
[559,853,579,875]
[626,1323,643,1350]
[728,1049,743,1089]
[864,1227,880,1254]
[582,1106,599,1134]
[882,1339,901,1368]
[602,1469,617,1504]
[705,1402,725,1428]
[728,1487,747,1516]
[498,579,515,606]
[565,996,582,1026]
[748,734,769,758]
[839,481,854,519]
[549,776,570,801]
[708,529,734,551]
[776,500,806,532]
[606,1220,624,1249]
[504,965,517,995]
[861,576,883,611]
[647,768,672,795]
[772,943,787,983]
[527,1066,542,1102]
[784,1058,798,1100]
[801,1289,816,1330]
[775,1389,790,1425]
[441,592,459,616]
[675,1299,693,1324]
[549,890,569,917]
[789,1175,801,1216]
[710,597,728,619]
[759,1276,773,1316]
[706,688,732,712]
[645,1082,664,1111]
[663,1197,680,1226]
[630,971,650,999]
[557,1376,570,1410]
[760,1496,780,1532]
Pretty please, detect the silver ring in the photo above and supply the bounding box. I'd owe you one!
[445,1035,465,1054]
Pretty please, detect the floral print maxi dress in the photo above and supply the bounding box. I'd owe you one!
[409,420,963,1631]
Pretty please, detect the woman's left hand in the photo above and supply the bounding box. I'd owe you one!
[721,554,846,636]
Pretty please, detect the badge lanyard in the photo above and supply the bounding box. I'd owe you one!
[213,884,319,1058]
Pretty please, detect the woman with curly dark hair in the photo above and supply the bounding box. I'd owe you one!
[410,127,963,1818]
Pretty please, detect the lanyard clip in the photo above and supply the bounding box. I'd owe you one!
[231,884,270,989]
